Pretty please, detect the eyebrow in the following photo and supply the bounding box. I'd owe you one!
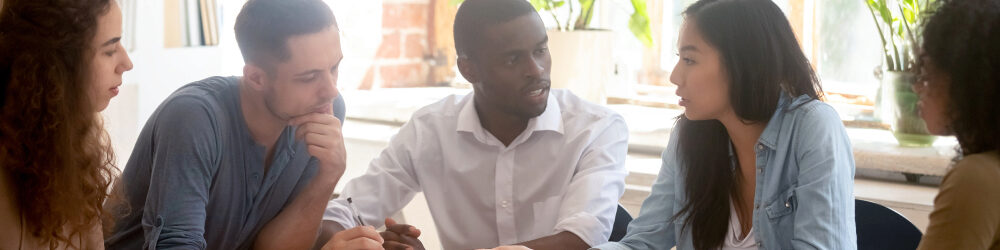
[679,45,699,52]
[501,35,550,56]
[537,35,548,47]
[294,56,345,77]
[102,37,122,47]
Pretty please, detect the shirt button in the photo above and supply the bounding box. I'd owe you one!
[757,242,762,247]
[754,204,760,209]
[757,168,763,173]
[501,200,509,208]
[785,202,791,208]
[757,144,764,150]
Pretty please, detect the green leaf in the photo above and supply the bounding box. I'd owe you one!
[900,3,917,26]
[552,0,566,9]
[629,0,654,47]
[865,0,878,10]
[877,0,894,26]
[902,0,919,16]
[450,0,465,6]
[574,0,597,29]
[529,0,549,10]
[895,20,904,36]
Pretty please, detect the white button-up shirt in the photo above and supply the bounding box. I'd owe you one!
[324,89,628,249]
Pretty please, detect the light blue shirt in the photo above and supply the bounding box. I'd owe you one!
[595,94,857,250]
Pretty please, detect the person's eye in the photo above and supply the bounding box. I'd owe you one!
[297,75,317,83]
[506,56,518,65]
[534,48,547,56]
[675,53,695,65]
[104,48,117,57]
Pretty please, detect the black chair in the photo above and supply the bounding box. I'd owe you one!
[609,204,633,242]
[855,199,923,250]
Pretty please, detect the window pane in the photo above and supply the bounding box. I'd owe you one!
[817,0,882,96]
[660,0,698,72]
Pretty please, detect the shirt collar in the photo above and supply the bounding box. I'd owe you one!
[456,92,564,141]
[758,92,813,149]
[532,94,564,134]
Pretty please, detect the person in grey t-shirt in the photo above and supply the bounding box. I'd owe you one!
[104,0,379,249]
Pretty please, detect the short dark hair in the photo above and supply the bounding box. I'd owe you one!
[234,0,337,69]
[453,0,537,59]
[919,0,1000,155]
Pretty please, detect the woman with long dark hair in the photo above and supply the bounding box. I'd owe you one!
[914,0,1000,249]
[594,0,855,249]
[0,0,133,248]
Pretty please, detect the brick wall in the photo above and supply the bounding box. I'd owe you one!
[361,0,434,89]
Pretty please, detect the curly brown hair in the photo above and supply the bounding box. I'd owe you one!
[0,0,117,248]
[919,0,1000,156]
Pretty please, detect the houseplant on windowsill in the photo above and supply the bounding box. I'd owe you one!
[866,0,937,147]
[452,0,653,104]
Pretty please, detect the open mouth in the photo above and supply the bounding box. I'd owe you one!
[110,83,122,96]
[524,81,551,97]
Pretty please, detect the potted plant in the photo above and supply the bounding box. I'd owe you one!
[865,0,936,147]
[452,0,653,104]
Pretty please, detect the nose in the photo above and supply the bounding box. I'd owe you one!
[669,62,684,87]
[523,57,544,79]
[319,74,339,100]
[118,49,134,74]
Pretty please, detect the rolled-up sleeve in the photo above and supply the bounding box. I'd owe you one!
[553,117,629,247]
[323,119,422,229]
[142,96,220,250]
[593,128,683,250]
[790,104,857,250]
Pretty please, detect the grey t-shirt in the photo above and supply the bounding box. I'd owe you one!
[106,76,339,249]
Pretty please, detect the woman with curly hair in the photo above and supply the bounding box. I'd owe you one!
[0,0,133,249]
[914,0,1000,249]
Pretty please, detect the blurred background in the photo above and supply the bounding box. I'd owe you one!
[102,1,951,248]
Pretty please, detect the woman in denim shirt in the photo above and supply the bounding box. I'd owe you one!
[594,0,856,249]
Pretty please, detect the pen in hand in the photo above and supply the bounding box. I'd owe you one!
[347,197,366,226]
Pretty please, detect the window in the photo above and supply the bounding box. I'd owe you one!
[577,0,882,121]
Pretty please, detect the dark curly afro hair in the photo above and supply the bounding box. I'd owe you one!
[919,0,1000,156]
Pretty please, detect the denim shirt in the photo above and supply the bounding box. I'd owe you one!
[594,94,857,250]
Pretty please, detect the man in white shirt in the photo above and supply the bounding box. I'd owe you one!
[317,0,628,249]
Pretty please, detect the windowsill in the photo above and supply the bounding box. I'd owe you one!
[343,87,958,179]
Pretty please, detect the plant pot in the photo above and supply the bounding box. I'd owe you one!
[546,30,614,104]
[879,71,937,147]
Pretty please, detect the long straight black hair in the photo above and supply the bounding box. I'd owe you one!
[671,0,822,249]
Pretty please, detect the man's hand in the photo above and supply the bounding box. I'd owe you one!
[290,112,347,180]
[322,226,385,250]
[380,218,424,250]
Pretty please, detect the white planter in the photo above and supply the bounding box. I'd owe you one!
[547,30,614,104]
